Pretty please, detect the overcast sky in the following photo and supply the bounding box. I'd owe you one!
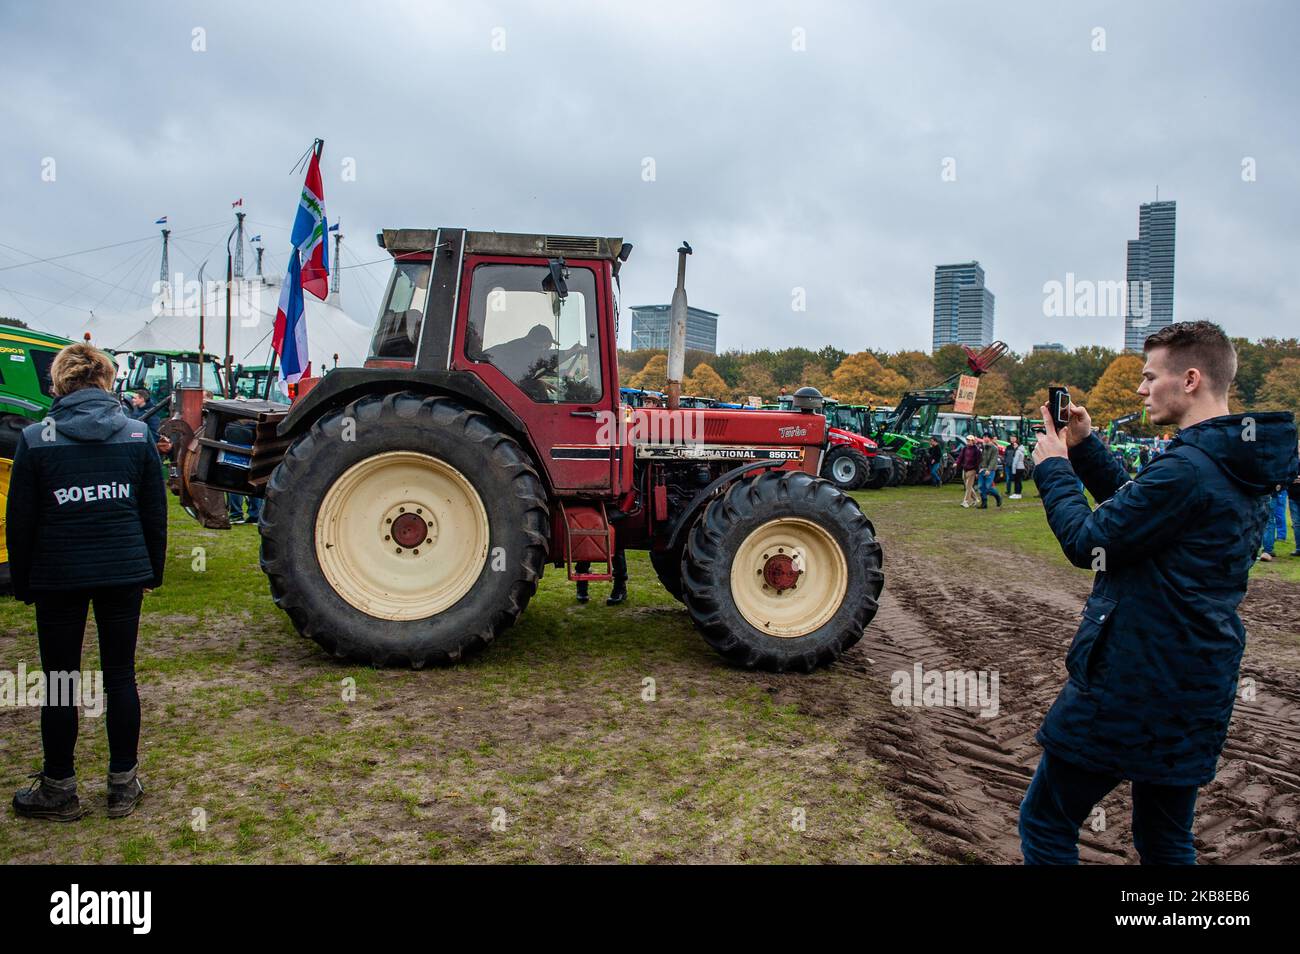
[1,0,1296,356]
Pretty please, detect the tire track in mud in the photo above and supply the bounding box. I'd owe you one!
[838,544,1300,864]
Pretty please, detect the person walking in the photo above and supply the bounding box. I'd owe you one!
[977,434,1002,509]
[956,435,981,508]
[1290,440,1300,557]
[1020,321,1297,864]
[927,436,944,486]
[1257,486,1289,563]
[6,344,167,822]
[1005,435,1026,498]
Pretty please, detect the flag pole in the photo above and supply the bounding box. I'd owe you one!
[197,262,207,393]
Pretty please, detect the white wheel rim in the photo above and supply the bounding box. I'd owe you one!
[729,517,848,638]
[314,451,489,621]
[832,456,856,483]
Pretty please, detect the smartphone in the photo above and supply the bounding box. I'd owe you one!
[1048,386,1071,430]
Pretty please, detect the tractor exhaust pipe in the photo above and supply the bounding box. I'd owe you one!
[665,240,692,410]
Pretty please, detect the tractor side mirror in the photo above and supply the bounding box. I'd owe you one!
[543,258,568,301]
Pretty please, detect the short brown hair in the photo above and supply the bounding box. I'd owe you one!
[50,343,117,397]
[1143,320,1237,397]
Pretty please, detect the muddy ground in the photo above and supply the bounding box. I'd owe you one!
[799,518,1300,864]
[0,488,1295,863]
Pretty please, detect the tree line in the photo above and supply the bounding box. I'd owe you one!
[618,338,1300,432]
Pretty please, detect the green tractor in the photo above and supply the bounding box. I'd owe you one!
[117,349,227,406]
[232,363,279,401]
[870,342,1009,485]
[0,326,75,590]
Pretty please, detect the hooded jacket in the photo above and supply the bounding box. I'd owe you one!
[1032,412,1298,785]
[6,388,167,601]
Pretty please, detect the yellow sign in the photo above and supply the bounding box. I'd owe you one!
[953,374,980,414]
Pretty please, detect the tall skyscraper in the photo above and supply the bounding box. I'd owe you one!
[932,262,995,351]
[1124,200,1176,351]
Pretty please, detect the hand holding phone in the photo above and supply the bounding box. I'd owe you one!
[1048,386,1071,431]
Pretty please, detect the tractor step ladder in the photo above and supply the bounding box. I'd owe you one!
[560,501,615,582]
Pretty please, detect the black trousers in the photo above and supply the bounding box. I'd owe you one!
[34,586,144,779]
[575,549,627,582]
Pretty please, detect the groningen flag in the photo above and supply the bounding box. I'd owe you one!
[273,140,329,384]
[293,149,329,300]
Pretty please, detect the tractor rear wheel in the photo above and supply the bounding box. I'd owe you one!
[682,470,884,672]
[821,446,869,491]
[259,392,549,666]
[650,547,685,602]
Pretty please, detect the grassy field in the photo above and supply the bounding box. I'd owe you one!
[0,496,919,864]
[0,475,1294,863]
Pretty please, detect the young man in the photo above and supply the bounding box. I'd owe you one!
[956,435,981,508]
[927,436,944,487]
[977,434,1002,508]
[1020,321,1297,864]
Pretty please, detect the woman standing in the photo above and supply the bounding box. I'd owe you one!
[7,344,167,821]
[1005,435,1026,499]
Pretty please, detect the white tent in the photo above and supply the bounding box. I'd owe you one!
[74,274,372,372]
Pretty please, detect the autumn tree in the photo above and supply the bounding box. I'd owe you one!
[831,352,909,405]
[971,372,1019,415]
[1086,354,1146,428]
[887,350,938,391]
[1256,358,1300,420]
[733,362,777,404]
[630,353,668,391]
[684,362,727,398]
[796,361,833,395]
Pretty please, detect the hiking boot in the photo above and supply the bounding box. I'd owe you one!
[979,501,988,509]
[575,580,589,603]
[107,765,144,818]
[606,579,628,606]
[13,773,85,822]
[995,496,1002,507]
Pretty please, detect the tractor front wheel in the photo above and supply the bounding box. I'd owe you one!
[682,470,884,672]
[821,446,869,491]
[259,392,549,666]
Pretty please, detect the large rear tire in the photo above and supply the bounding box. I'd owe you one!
[650,547,685,602]
[682,470,884,672]
[259,392,549,666]
[0,414,30,594]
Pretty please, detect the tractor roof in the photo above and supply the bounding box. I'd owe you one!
[0,327,73,350]
[380,228,625,262]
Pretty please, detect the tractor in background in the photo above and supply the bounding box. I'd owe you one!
[166,229,885,672]
[871,342,1008,484]
[0,326,72,590]
[769,393,893,490]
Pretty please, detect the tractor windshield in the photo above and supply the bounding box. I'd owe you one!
[370,261,432,359]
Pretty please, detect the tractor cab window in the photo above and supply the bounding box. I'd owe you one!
[369,259,434,361]
[466,263,602,404]
[126,354,172,404]
[370,261,432,359]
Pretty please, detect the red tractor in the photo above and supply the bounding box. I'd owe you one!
[170,228,884,672]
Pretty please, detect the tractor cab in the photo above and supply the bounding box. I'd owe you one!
[120,350,226,405]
